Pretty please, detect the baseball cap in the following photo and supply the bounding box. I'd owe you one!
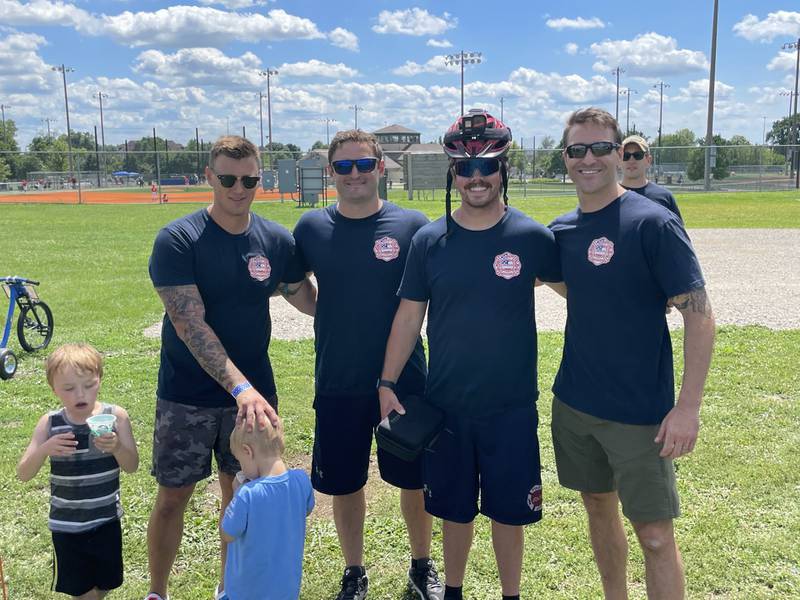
[621,135,649,153]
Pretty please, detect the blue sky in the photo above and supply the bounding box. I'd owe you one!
[1,0,799,150]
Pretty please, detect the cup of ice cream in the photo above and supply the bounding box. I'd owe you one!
[87,414,116,437]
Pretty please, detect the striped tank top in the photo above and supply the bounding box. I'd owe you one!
[47,404,123,533]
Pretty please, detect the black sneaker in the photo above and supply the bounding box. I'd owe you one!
[335,566,368,600]
[408,558,444,600]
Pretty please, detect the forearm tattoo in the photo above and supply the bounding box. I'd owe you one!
[157,285,234,389]
[279,282,301,296]
[669,287,712,316]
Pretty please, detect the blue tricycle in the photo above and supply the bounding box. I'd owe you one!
[1,277,54,380]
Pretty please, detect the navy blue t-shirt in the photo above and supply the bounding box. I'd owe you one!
[149,209,304,407]
[399,207,561,417]
[549,191,704,425]
[622,181,683,222]
[293,201,429,397]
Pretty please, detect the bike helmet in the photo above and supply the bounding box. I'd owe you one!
[442,109,512,233]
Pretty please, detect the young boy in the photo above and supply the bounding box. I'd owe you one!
[17,343,139,600]
[221,417,314,600]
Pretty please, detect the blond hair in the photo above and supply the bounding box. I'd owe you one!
[328,129,383,164]
[561,107,623,148]
[230,416,285,459]
[46,343,104,388]
[209,135,261,170]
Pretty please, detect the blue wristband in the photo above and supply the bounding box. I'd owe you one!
[231,382,252,399]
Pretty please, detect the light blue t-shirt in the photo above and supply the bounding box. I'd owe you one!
[222,469,315,600]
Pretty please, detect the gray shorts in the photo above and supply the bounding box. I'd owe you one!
[151,395,278,488]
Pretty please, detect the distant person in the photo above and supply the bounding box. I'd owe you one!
[550,108,715,599]
[151,182,158,202]
[145,135,315,600]
[620,135,683,221]
[221,415,314,600]
[17,343,139,600]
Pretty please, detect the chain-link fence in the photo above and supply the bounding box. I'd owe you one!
[1,144,798,204]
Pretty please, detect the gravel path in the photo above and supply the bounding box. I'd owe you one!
[266,229,800,339]
[145,229,800,340]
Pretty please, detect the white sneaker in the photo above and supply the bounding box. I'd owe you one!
[144,594,169,600]
[215,583,229,600]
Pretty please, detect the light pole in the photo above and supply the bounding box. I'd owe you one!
[444,51,483,115]
[500,97,504,122]
[781,38,800,187]
[348,105,363,129]
[41,117,56,139]
[653,81,671,149]
[257,91,266,151]
[620,88,638,135]
[259,68,278,169]
[0,104,9,145]
[320,117,337,145]
[704,0,719,191]
[96,91,108,185]
[52,64,75,177]
[611,66,625,122]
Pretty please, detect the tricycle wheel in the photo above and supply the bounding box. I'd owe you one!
[0,348,17,380]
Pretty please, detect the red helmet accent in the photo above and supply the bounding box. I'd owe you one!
[443,109,512,159]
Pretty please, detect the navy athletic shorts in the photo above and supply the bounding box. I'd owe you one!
[51,518,123,596]
[422,403,543,525]
[311,392,424,495]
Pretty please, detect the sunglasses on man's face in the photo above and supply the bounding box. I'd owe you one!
[623,150,647,161]
[453,157,501,178]
[564,142,620,159]
[331,157,379,175]
[212,170,261,189]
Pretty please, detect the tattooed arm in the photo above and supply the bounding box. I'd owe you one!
[156,284,278,430]
[277,276,317,316]
[655,286,716,459]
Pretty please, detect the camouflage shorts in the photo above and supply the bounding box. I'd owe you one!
[151,395,278,488]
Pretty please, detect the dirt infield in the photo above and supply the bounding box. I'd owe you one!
[0,187,337,204]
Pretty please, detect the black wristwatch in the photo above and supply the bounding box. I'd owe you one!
[377,379,397,392]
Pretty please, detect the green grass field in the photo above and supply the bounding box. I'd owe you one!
[0,192,798,599]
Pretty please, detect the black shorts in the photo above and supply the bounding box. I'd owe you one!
[311,392,424,495]
[51,519,123,596]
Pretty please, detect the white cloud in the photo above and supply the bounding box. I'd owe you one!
[767,50,797,71]
[509,67,616,104]
[427,38,452,48]
[0,30,56,94]
[673,79,735,102]
[278,59,358,79]
[133,48,263,89]
[0,0,90,28]
[546,16,605,31]
[372,8,456,36]
[392,55,458,77]
[197,0,269,8]
[591,32,708,76]
[328,27,358,52]
[733,11,800,43]
[564,42,579,55]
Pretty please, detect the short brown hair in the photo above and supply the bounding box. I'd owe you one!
[561,107,623,148]
[328,129,383,164]
[230,416,285,459]
[46,343,104,388]
[209,135,261,170]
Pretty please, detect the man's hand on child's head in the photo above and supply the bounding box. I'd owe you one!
[43,433,78,457]
[93,432,119,453]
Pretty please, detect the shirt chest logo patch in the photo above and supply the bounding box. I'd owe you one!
[587,237,614,266]
[493,251,522,279]
[373,236,400,262]
[247,255,272,281]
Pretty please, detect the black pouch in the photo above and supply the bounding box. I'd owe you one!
[375,395,445,461]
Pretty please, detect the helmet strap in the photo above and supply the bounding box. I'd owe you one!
[444,168,454,239]
[501,161,509,206]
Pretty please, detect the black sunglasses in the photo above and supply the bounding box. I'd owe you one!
[331,157,379,175]
[212,170,261,189]
[453,158,501,178]
[623,150,647,161]
[565,142,620,159]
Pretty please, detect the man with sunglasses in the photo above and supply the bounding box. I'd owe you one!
[379,110,561,600]
[291,130,442,600]
[620,135,682,221]
[549,108,715,599]
[146,136,314,600]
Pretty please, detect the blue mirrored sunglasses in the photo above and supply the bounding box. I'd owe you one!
[331,157,379,175]
[453,158,501,178]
